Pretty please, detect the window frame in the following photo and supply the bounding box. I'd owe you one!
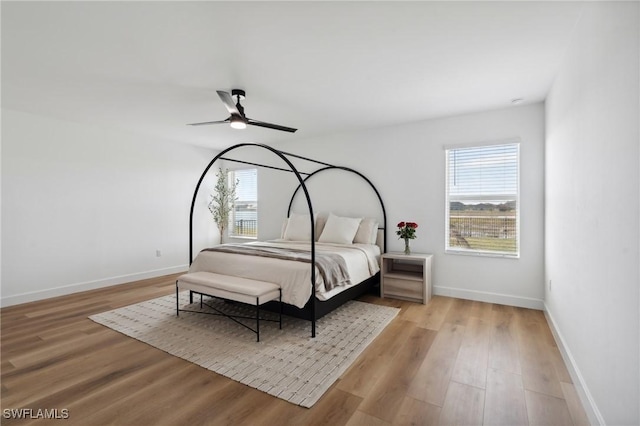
[228,168,258,239]
[444,140,520,258]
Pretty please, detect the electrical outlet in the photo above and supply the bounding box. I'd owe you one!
[156,250,162,257]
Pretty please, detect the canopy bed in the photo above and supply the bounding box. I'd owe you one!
[184,143,387,338]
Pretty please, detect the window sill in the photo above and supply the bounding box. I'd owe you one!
[445,249,519,259]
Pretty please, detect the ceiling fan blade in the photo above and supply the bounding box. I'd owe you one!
[247,118,297,133]
[217,91,240,116]
[187,118,230,126]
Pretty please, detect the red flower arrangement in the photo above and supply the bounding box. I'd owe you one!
[396,221,418,240]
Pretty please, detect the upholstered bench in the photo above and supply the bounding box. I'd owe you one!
[176,271,282,342]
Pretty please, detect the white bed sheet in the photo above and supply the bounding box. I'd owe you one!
[188,240,380,308]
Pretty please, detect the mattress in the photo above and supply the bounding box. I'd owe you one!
[188,240,380,308]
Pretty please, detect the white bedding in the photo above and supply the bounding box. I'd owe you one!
[188,240,380,308]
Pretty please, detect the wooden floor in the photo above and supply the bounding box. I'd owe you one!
[1,274,590,426]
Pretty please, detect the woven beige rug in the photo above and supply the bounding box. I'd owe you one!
[90,292,398,408]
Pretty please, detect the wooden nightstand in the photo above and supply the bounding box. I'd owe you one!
[380,252,433,304]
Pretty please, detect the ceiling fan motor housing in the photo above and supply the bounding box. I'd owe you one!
[231,89,246,101]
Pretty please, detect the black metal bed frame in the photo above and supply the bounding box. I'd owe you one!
[189,143,387,338]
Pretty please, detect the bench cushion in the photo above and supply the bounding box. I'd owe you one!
[177,272,281,305]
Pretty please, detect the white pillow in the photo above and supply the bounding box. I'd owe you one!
[280,218,289,239]
[354,217,379,245]
[318,213,362,245]
[315,215,327,241]
[370,222,380,245]
[283,213,316,241]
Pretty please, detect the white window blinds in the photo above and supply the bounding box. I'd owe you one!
[445,142,519,257]
[229,168,258,237]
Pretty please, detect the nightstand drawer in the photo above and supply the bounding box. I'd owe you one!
[383,277,423,301]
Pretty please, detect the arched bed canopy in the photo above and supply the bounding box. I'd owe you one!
[188,143,387,337]
[286,165,387,248]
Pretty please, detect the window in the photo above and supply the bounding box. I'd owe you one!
[229,168,258,238]
[445,142,519,257]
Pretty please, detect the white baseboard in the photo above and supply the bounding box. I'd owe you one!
[432,285,544,310]
[0,265,188,308]
[543,304,604,426]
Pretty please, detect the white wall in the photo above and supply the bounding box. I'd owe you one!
[545,2,639,425]
[1,109,218,306]
[257,103,545,308]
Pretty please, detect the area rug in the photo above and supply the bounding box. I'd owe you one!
[90,292,399,407]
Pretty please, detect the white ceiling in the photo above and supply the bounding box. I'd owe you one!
[2,1,584,150]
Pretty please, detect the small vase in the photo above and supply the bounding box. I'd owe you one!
[404,238,411,255]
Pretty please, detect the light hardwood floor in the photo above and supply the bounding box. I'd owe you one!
[1,274,590,425]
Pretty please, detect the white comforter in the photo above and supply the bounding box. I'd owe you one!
[188,240,380,308]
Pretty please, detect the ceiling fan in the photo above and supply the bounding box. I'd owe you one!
[188,89,297,133]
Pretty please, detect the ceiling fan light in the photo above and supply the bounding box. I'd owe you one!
[230,115,247,130]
